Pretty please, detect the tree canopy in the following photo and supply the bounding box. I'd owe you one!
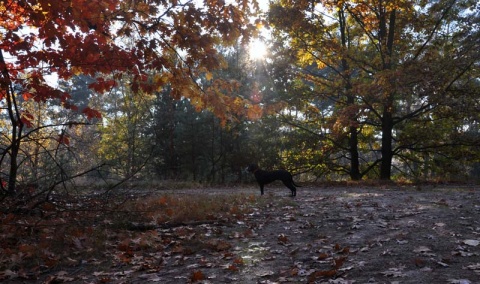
[267,0,480,180]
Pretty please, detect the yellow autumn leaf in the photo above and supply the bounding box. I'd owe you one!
[205,72,213,81]
[71,66,82,76]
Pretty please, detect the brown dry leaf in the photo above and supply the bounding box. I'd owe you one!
[278,234,289,244]
[190,270,205,282]
[339,246,350,254]
[333,257,347,269]
[318,252,329,260]
[207,239,231,251]
[308,269,337,283]
[334,243,342,251]
[117,239,132,252]
[414,258,427,268]
[98,277,112,283]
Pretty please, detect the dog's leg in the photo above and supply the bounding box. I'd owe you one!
[260,184,264,195]
[282,181,296,197]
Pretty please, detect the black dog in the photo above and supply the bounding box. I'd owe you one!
[247,164,300,197]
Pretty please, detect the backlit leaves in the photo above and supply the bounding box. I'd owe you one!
[1,0,260,127]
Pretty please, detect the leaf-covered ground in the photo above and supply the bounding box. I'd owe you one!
[2,184,480,283]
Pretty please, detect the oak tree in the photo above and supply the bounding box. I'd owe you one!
[267,0,479,180]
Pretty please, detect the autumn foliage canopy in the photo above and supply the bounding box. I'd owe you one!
[0,0,261,192]
[1,0,261,117]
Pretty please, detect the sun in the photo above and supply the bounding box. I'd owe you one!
[249,38,268,60]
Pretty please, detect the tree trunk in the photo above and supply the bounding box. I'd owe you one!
[380,108,393,180]
[0,50,23,195]
[339,8,362,181]
[349,125,361,180]
[379,8,396,180]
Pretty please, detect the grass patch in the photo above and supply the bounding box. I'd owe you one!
[122,194,257,225]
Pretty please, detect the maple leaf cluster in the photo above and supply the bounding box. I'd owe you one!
[0,0,260,126]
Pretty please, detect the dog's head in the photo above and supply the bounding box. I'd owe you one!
[246,164,259,173]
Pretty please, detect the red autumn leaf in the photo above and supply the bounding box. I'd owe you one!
[233,257,244,265]
[190,270,205,282]
[88,78,116,93]
[57,134,70,145]
[20,112,35,128]
[22,92,34,101]
[82,107,102,120]
[157,196,169,206]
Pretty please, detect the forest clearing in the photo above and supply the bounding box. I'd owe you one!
[2,184,480,283]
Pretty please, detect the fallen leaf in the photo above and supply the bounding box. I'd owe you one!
[308,269,337,282]
[190,270,205,282]
[333,257,347,269]
[256,270,275,277]
[437,261,450,267]
[413,246,432,253]
[233,257,244,265]
[414,258,426,267]
[329,278,356,284]
[278,234,289,244]
[138,273,162,282]
[318,253,329,260]
[448,279,472,284]
[381,267,406,278]
[463,240,479,247]
[207,239,231,251]
[463,263,480,270]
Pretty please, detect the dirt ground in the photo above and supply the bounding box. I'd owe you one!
[5,184,480,283]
